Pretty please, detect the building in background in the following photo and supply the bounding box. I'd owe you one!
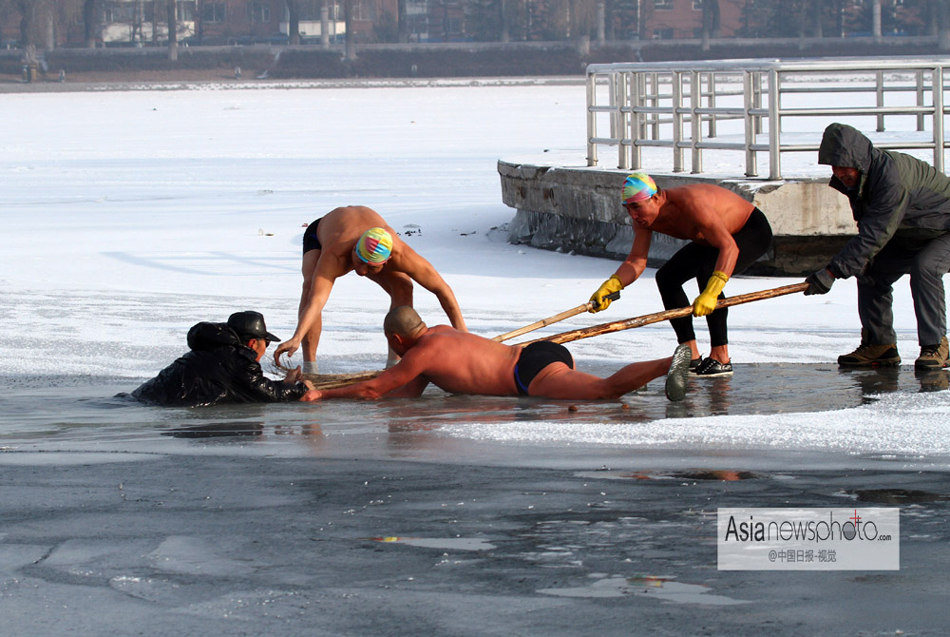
[0,0,939,49]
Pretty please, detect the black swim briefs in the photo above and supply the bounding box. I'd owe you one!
[513,341,575,396]
[303,217,323,254]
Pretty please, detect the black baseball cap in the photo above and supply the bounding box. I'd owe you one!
[227,311,280,343]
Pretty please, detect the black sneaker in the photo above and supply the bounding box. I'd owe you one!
[689,356,703,370]
[665,343,691,402]
[690,357,733,377]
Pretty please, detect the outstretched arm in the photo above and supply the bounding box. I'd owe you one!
[274,257,344,364]
[395,245,467,331]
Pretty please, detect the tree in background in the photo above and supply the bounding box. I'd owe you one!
[166,0,177,58]
[540,0,597,41]
[936,0,950,49]
[609,0,641,40]
[397,0,408,41]
[1,0,79,48]
[0,0,943,51]
[373,6,398,41]
[700,0,720,50]
[344,0,356,58]
[286,0,301,44]
[466,0,513,42]
[572,0,596,40]
[82,0,98,47]
[737,0,933,40]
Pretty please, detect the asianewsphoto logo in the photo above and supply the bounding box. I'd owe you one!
[717,507,899,571]
[723,508,890,543]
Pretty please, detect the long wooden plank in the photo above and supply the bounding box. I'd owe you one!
[519,282,809,346]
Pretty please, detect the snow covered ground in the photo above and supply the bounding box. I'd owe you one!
[1,79,948,463]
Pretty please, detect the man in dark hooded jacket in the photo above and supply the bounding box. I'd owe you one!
[804,123,950,369]
[133,311,317,407]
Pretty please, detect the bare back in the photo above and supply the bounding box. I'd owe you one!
[402,326,521,396]
[313,205,441,287]
[316,205,397,270]
[650,184,755,243]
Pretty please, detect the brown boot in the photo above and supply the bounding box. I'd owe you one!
[915,336,949,370]
[838,341,900,367]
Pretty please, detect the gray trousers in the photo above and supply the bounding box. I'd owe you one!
[858,232,950,346]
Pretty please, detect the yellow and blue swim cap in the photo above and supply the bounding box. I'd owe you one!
[356,227,394,264]
[621,172,657,204]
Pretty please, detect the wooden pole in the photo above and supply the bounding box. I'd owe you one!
[520,282,809,346]
[492,291,619,342]
[272,363,382,390]
[304,370,380,389]
[493,302,593,342]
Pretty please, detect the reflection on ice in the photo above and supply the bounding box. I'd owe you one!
[370,536,497,551]
[539,573,749,605]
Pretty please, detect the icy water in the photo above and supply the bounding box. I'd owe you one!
[4,362,948,471]
[4,81,950,636]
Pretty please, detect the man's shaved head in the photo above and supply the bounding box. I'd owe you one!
[384,306,426,339]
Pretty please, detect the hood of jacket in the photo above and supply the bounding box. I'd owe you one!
[818,123,873,173]
[186,322,242,352]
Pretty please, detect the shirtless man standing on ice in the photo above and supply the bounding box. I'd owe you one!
[303,306,691,402]
[587,173,773,378]
[274,205,467,372]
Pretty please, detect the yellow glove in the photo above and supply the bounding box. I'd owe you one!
[693,270,729,317]
[589,275,624,313]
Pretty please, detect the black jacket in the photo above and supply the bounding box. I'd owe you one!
[818,123,950,278]
[132,322,307,407]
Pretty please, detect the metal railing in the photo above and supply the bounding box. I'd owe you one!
[586,57,950,180]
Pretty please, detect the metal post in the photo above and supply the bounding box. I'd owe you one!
[743,70,757,178]
[650,72,660,140]
[933,66,945,174]
[768,68,781,180]
[641,73,649,140]
[876,70,885,132]
[753,72,762,136]
[608,73,618,143]
[631,70,642,170]
[617,72,629,169]
[586,71,598,167]
[672,71,684,173]
[707,72,717,138]
[691,70,702,174]
[917,69,925,132]
[608,72,620,167]
[641,73,648,140]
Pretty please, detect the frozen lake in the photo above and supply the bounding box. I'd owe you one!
[1,79,948,466]
[1,80,949,636]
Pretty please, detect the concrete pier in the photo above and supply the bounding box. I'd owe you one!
[498,161,857,276]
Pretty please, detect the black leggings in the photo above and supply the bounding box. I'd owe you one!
[654,207,773,347]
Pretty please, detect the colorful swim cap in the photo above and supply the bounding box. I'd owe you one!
[356,227,394,264]
[621,172,658,204]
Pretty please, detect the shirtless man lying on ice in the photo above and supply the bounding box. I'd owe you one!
[303,306,691,402]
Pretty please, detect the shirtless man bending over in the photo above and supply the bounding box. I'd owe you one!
[275,205,467,372]
[588,173,773,378]
[303,306,691,402]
